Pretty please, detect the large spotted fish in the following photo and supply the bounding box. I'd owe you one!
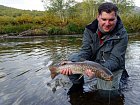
[49,61,113,81]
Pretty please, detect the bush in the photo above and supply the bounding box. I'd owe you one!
[67,23,78,33]
[0,16,14,25]
[0,24,32,34]
[48,26,67,35]
[66,22,84,34]
[121,14,140,33]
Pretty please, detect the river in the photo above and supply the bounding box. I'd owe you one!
[0,34,140,105]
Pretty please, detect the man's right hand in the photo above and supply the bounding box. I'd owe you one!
[60,61,73,75]
[60,60,72,65]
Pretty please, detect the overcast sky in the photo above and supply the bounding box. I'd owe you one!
[0,0,140,11]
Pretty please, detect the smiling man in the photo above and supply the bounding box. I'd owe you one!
[97,11,117,33]
[60,2,129,95]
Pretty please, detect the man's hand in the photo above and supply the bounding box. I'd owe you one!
[60,60,72,65]
[59,61,96,78]
[85,69,95,79]
[60,68,73,75]
[60,61,73,75]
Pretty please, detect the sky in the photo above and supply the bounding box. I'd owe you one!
[0,0,140,11]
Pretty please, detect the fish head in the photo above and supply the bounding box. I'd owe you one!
[49,65,58,79]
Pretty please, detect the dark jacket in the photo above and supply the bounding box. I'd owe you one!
[69,16,128,73]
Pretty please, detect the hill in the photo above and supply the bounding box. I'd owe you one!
[1,4,140,17]
[0,5,44,17]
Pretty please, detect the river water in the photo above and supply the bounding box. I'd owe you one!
[0,34,140,105]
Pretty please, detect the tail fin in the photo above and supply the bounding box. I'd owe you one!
[49,66,58,79]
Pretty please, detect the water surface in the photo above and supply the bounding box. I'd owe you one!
[0,34,140,105]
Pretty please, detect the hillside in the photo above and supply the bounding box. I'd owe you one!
[0,5,24,16]
[0,5,44,17]
[0,4,139,36]
[0,4,139,17]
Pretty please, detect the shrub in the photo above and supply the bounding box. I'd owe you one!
[0,24,32,34]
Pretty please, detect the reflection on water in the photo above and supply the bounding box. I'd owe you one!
[0,34,140,105]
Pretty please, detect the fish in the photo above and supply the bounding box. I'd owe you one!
[49,61,113,81]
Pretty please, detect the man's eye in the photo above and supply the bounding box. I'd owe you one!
[102,19,106,21]
[109,19,115,21]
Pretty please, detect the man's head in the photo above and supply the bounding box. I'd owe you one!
[97,2,118,33]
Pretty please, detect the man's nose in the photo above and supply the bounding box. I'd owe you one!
[105,20,110,25]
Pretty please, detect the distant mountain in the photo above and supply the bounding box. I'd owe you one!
[133,6,140,13]
[0,5,44,17]
[0,5,21,10]
[0,5,29,16]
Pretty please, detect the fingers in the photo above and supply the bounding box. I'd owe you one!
[60,68,72,75]
[60,61,67,65]
[60,61,72,65]
[59,60,72,75]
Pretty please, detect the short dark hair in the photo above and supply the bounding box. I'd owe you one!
[98,2,118,15]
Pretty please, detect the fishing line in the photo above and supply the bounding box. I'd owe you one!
[108,81,113,105]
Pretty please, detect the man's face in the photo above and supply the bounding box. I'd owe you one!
[97,11,117,33]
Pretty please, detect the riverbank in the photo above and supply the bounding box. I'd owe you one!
[0,33,83,39]
[0,32,139,39]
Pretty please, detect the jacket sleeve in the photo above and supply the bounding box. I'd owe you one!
[101,33,128,72]
[69,28,94,62]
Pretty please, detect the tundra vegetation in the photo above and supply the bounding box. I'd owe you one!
[0,0,139,36]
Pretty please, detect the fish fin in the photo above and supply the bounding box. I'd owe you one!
[77,74,84,80]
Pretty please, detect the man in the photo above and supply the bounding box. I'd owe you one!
[60,2,129,93]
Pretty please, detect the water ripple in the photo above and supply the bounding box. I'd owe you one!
[0,35,140,105]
